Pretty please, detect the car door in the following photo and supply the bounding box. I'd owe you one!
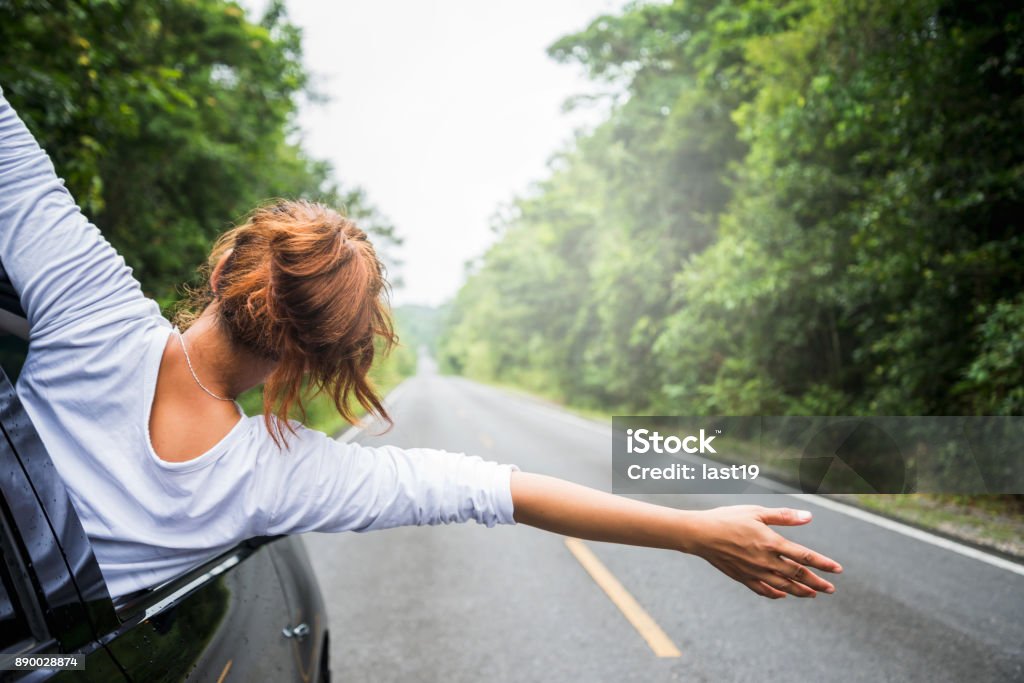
[100,541,311,682]
[267,537,328,681]
[0,368,128,682]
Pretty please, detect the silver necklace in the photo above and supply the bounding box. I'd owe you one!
[176,330,234,402]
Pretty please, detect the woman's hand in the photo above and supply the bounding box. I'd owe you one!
[680,505,843,599]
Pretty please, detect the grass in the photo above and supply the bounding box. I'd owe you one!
[844,494,1024,557]
[238,340,417,437]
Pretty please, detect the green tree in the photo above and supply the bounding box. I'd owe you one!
[441,0,1023,423]
[0,0,399,305]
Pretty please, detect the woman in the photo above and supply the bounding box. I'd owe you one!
[0,86,840,605]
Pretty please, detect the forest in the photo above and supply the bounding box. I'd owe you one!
[439,0,1023,422]
[0,0,400,307]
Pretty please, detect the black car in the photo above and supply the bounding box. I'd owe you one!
[0,266,330,682]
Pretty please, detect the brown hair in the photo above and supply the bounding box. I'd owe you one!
[175,199,396,446]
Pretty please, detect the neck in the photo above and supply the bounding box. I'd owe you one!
[179,306,275,399]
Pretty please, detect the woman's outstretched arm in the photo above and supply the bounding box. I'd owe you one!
[510,471,842,599]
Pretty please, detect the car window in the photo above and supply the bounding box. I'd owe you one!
[0,336,26,383]
[0,262,28,381]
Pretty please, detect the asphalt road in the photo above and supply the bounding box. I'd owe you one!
[302,358,1024,683]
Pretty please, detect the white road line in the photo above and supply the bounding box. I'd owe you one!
[337,423,362,443]
[336,379,412,444]
[661,452,1024,577]
[788,493,1024,577]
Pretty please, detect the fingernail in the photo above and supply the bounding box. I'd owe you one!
[825,586,835,594]
[833,564,843,573]
[796,510,812,521]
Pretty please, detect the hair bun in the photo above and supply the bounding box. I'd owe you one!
[175,199,396,446]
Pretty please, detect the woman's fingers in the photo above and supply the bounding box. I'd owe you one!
[745,578,787,599]
[774,555,836,594]
[694,505,843,599]
[778,539,843,574]
[760,571,817,598]
[758,507,813,526]
[757,507,843,575]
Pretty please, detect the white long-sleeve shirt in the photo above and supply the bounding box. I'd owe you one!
[0,87,518,599]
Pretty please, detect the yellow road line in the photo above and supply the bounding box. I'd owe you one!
[564,538,681,658]
[215,659,233,683]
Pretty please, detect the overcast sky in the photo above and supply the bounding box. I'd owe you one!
[255,0,622,306]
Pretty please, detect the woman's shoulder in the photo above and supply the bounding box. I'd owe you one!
[247,417,341,455]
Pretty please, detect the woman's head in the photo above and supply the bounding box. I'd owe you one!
[176,199,396,445]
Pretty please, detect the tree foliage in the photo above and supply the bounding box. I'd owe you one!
[440,0,1023,418]
[0,0,399,306]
